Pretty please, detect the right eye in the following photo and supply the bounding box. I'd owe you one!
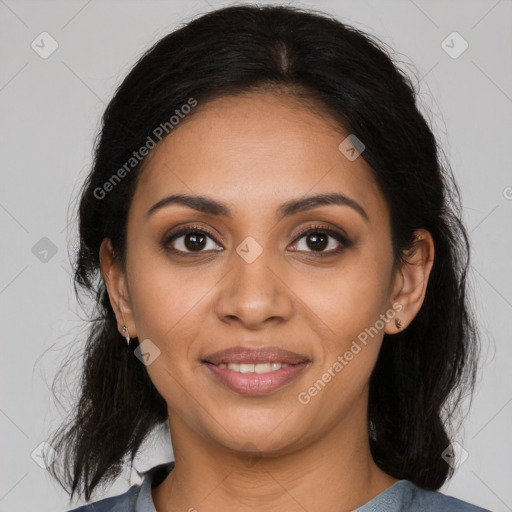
[162,226,223,255]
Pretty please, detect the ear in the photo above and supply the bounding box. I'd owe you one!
[99,238,137,338]
[385,229,435,334]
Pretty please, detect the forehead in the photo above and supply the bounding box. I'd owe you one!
[131,92,387,222]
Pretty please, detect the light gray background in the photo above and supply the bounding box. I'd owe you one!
[1,0,511,511]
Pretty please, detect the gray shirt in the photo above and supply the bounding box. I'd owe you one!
[68,461,492,512]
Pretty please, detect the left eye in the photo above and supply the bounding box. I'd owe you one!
[291,226,349,254]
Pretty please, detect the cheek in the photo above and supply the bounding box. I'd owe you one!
[292,250,392,342]
[127,250,211,340]
[296,274,387,414]
[125,251,218,394]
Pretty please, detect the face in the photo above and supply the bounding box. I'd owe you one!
[103,91,409,457]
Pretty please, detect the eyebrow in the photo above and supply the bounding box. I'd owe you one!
[146,192,369,222]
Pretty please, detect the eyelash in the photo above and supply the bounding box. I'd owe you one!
[162,223,351,257]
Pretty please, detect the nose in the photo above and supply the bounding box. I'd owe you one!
[213,245,294,330]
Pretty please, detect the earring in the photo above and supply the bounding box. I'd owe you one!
[121,325,130,346]
[395,318,402,329]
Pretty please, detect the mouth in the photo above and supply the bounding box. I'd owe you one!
[201,346,310,395]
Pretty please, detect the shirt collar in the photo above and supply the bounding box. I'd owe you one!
[134,461,175,512]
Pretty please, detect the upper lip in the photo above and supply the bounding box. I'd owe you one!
[203,346,310,365]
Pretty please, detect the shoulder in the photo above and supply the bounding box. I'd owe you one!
[65,484,140,512]
[425,491,491,512]
[397,480,492,512]
[65,461,175,512]
[356,480,492,512]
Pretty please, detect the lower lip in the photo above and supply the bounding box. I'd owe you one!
[203,362,308,396]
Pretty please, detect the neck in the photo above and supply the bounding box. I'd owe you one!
[152,404,398,512]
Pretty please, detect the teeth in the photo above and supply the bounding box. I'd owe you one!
[255,363,272,373]
[218,362,291,373]
[239,363,254,373]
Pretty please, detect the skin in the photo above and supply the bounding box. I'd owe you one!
[100,91,434,512]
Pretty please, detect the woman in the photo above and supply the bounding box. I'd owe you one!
[48,4,490,511]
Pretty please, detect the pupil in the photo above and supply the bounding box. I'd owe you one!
[307,233,327,251]
[185,232,206,251]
